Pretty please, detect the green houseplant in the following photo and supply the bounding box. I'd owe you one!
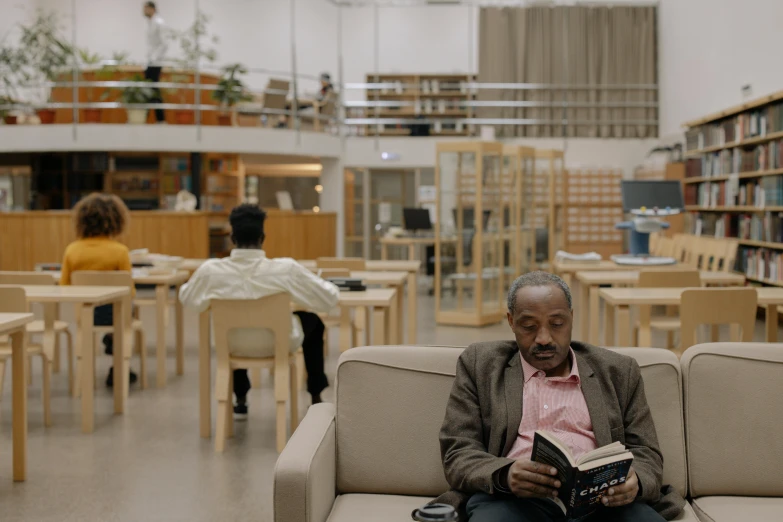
[212,63,252,126]
[18,10,74,124]
[78,49,128,123]
[121,74,155,124]
[0,36,32,123]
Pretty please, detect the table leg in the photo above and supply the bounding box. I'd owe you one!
[52,303,61,374]
[381,243,388,261]
[199,310,211,439]
[394,285,404,343]
[389,291,399,344]
[80,304,95,434]
[407,271,417,344]
[11,328,27,481]
[408,244,416,262]
[578,280,588,342]
[339,307,353,352]
[616,305,632,347]
[603,301,615,346]
[589,286,600,345]
[710,325,720,342]
[638,305,652,347]
[155,284,167,388]
[372,307,388,345]
[175,285,184,375]
[40,303,57,427]
[766,304,778,342]
[113,298,127,415]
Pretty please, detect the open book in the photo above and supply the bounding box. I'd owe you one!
[531,431,634,519]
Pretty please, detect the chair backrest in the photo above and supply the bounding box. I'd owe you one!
[682,342,783,497]
[680,288,757,350]
[0,286,28,313]
[649,232,660,255]
[0,271,56,285]
[722,239,739,273]
[71,271,134,325]
[655,236,675,257]
[334,345,688,498]
[210,293,291,368]
[316,257,366,271]
[263,79,290,111]
[637,269,701,289]
[671,234,689,264]
[318,268,351,279]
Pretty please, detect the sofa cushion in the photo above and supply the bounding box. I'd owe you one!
[609,348,687,498]
[326,494,433,522]
[674,502,702,522]
[682,343,783,497]
[335,346,461,496]
[691,497,783,522]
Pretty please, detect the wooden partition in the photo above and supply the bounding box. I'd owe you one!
[262,210,336,260]
[0,211,210,271]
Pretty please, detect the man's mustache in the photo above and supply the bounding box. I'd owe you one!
[532,344,557,353]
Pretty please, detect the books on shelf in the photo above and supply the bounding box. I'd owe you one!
[162,156,189,172]
[690,211,783,243]
[685,102,783,153]
[206,157,237,173]
[737,246,783,283]
[686,139,783,178]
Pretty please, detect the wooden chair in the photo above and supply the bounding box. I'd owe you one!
[672,234,689,264]
[649,232,660,255]
[722,239,739,273]
[680,288,757,354]
[210,293,300,453]
[71,271,147,393]
[316,257,366,271]
[634,269,701,350]
[316,258,366,350]
[317,268,351,279]
[0,287,52,426]
[0,271,74,391]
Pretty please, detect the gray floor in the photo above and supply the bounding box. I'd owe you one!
[0,283,776,521]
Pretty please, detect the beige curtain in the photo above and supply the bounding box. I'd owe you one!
[478,6,657,138]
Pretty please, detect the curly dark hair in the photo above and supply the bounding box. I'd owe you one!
[229,203,267,247]
[73,193,130,238]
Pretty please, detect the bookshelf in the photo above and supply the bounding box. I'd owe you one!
[202,153,243,258]
[683,89,783,285]
[361,73,476,137]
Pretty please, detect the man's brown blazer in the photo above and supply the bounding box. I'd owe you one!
[435,340,685,520]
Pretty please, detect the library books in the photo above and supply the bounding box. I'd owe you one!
[684,101,783,153]
[737,246,783,283]
[690,212,783,243]
[686,139,783,178]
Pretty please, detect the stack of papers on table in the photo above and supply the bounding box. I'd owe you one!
[554,251,603,263]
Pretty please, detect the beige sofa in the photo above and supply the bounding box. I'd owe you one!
[274,343,782,522]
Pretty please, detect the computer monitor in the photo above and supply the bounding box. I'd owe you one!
[403,207,433,232]
[620,180,684,212]
[453,208,492,231]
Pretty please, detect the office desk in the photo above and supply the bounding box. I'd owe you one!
[599,286,783,347]
[576,270,745,344]
[0,313,34,481]
[4,285,130,433]
[198,288,397,438]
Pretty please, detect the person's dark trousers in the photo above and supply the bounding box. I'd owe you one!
[94,304,114,353]
[466,493,665,522]
[144,65,165,122]
[233,311,328,401]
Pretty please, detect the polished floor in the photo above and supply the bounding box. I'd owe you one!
[0,283,776,521]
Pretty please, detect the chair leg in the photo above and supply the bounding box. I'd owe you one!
[42,356,52,427]
[322,329,329,357]
[215,399,229,453]
[53,333,61,374]
[214,366,231,453]
[665,331,675,350]
[0,359,6,402]
[289,361,299,434]
[137,329,148,389]
[227,370,234,439]
[73,324,83,398]
[276,400,286,453]
[297,349,305,391]
[27,354,33,386]
[64,329,74,396]
[250,368,262,388]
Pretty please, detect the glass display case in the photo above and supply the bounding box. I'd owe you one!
[502,144,537,285]
[435,142,507,326]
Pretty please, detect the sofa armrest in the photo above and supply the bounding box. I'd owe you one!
[274,402,337,522]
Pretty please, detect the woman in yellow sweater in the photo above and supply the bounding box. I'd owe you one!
[60,193,136,386]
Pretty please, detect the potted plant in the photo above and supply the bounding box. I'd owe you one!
[170,10,219,125]
[0,41,30,124]
[78,49,128,123]
[212,64,252,126]
[0,96,19,124]
[17,11,74,124]
[121,74,155,124]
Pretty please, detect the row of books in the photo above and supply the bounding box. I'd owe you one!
[206,158,237,173]
[690,212,783,243]
[161,173,192,193]
[684,177,783,207]
[684,101,783,151]
[686,139,783,178]
[736,247,783,283]
[161,156,189,172]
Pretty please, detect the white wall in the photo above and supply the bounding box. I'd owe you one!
[658,0,783,136]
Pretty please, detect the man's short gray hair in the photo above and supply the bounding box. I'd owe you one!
[507,271,572,312]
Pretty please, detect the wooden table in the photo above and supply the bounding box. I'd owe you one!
[576,270,746,344]
[348,271,407,346]
[300,259,422,344]
[198,288,397,438]
[43,270,190,388]
[0,313,34,481]
[4,285,131,433]
[551,260,620,287]
[599,286,783,347]
[380,236,439,262]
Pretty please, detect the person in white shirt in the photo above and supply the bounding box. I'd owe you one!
[179,204,340,416]
[143,1,167,123]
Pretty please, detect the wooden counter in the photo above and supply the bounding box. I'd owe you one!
[0,210,336,270]
[0,211,210,271]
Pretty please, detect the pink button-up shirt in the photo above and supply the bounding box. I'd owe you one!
[506,348,598,461]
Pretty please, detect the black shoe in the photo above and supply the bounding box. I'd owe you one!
[233,401,248,420]
[106,367,138,387]
[103,334,113,355]
[311,393,322,405]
